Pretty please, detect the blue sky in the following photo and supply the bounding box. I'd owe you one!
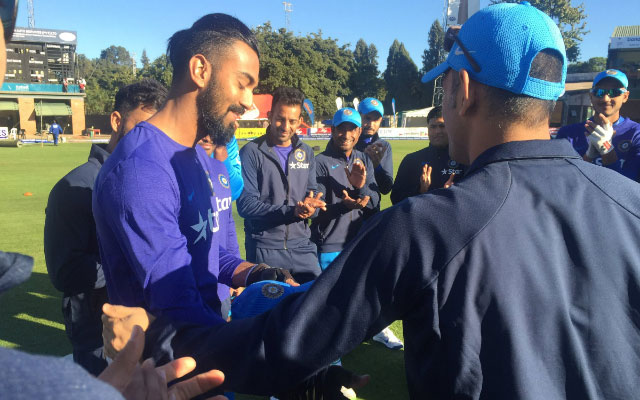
[14,0,640,71]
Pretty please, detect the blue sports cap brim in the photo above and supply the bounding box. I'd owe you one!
[421,62,450,84]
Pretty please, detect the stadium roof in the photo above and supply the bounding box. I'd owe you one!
[612,26,640,38]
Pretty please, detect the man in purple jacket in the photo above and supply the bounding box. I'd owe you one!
[93,14,295,329]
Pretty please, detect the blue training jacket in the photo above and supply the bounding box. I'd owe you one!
[237,133,317,249]
[145,139,640,399]
[311,140,380,253]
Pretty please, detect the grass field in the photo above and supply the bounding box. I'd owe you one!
[0,139,429,399]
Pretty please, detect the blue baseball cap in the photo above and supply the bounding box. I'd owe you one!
[231,280,313,320]
[333,107,361,128]
[357,97,384,117]
[421,1,567,101]
[592,69,628,89]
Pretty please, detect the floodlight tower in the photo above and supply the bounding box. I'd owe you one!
[28,0,35,28]
[283,1,292,31]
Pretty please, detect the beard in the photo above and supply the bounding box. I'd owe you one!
[195,77,244,146]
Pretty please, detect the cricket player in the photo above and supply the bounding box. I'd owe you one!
[555,69,640,181]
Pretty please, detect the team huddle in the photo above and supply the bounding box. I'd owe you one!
[29,2,640,399]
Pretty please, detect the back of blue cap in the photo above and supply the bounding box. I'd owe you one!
[422,1,567,101]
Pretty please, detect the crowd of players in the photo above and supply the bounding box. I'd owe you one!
[2,1,640,399]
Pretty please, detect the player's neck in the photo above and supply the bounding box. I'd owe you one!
[147,95,198,148]
[468,120,550,164]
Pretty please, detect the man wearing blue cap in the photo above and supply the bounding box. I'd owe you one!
[311,108,379,270]
[556,69,640,181]
[355,98,394,196]
[105,3,640,398]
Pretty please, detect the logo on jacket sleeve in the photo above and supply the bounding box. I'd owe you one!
[218,174,230,188]
[261,283,285,299]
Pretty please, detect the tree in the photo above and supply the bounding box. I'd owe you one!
[252,22,353,118]
[100,45,134,67]
[490,0,588,62]
[383,40,423,113]
[348,39,385,102]
[421,20,446,107]
[567,56,607,73]
[140,49,150,70]
[139,54,173,88]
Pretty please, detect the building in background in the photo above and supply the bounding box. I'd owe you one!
[0,27,85,136]
[608,25,640,120]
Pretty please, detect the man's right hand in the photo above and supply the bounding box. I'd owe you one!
[102,303,154,359]
[98,325,228,400]
[419,163,432,193]
[294,191,327,218]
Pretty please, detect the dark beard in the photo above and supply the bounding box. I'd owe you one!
[195,78,242,146]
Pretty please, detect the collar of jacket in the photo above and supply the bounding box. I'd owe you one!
[88,143,110,165]
[358,131,379,145]
[466,139,582,176]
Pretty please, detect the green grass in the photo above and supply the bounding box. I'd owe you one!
[0,139,429,399]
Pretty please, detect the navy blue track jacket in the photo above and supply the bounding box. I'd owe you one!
[355,133,393,195]
[145,139,640,399]
[311,141,380,253]
[237,134,317,249]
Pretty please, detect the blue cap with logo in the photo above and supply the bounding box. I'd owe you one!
[231,280,313,320]
[421,1,567,101]
[592,69,628,89]
[333,107,362,128]
[358,97,384,117]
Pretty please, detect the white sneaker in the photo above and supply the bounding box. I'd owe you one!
[373,327,403,350]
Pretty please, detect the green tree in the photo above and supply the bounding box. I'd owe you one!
[100,45,134,67]
[383,40,422,113]
[252,23,353,118]
[421,20,446,107]
[490,0,588,62]
[348,39,385,102]
[567,56,607,73]
[140,49,150,70]
[139,54,173,88]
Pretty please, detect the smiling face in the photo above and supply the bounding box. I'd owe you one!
[361,111,382,137]
[196,40,259,145]
[267,102,302,147]
[331,122,362,157]
[590,78,629,122]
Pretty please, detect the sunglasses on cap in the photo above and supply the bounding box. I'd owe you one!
[0,0,18,42]
[590,88,628,98]
[443,25,481,73]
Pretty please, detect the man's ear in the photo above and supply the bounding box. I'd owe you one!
[188,54,209,89]
[110,110,122,134]
[457,68,476,117]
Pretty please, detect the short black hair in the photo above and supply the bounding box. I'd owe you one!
[167,13,259,84]
[271,87,305,110]
[113,79,168,116]
[482,49,563,127]
[427,106,442,123]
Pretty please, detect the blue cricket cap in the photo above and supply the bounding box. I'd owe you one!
[421,1,567,101]
[592,69,628,89]
[231,280,313,320]
[357,97,384,117]
[333,107,361,128]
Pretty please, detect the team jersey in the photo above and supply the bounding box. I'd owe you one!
[555,116,640,181]
[93,121,243,326]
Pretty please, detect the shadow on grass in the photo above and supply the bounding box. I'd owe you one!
[0,271,71,355]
